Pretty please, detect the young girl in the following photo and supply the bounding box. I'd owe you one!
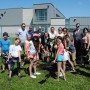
[53,36,66,81]
[7,38,22,81]
[25,35,41,78]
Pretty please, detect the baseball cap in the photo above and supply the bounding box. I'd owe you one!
[3,32,9,37]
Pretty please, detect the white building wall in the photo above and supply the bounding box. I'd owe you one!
[48,18,65,32]
[70,17,90,29]
[23,8,33,25]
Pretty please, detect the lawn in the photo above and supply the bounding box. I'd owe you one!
[0,57,90,90]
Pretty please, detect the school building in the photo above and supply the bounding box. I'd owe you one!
[0,3,90,37]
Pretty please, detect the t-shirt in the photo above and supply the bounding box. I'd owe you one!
[29,41,36,54]
[16,29,27,43]
[67,41,76,53]
[49,31,57,39]
[57,33,64,38]
[26,30,34,38]
[0,39,11,53]
[9,45,22,57]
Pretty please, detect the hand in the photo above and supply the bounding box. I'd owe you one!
[51,60,56,64]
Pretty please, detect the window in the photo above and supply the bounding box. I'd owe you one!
[35,9,47,22]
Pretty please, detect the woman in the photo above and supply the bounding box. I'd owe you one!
[81,27,90,66]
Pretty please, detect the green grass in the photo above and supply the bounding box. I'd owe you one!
[0,58,90,90]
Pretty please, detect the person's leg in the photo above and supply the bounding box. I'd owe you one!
[71,52,76,66]
[68,59,75,71]
[62,61,66,73]
[33,62,37,74]
[17,60,21,77]
[60,62,66,81]
[8,61,14,80]
[29,60,33,76]
[1,58,5,72]
[2,64,5,71]
[57,62,60,81]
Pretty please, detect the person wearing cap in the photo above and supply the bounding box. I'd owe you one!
[16,23,27,50]
[0,32,11,73]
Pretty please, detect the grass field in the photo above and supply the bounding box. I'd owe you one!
[0,58,90,90]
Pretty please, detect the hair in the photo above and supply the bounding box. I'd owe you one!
[21,23,26,26]
[51,27,55,30]
[58,27,62,31]
[64,35,70,39]
[14,37,21,43]
[57,36,63,42]
[83,27,89,33]
[62,27,68,32]
[76,23,80,26]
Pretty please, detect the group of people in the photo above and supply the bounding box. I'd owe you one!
[0,23,90,81]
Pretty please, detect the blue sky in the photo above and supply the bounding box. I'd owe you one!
[0,0,90,18]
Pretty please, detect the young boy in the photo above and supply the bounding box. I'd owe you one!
[65,35,77,67]
[7,38,22,81]
[0,32,11,73]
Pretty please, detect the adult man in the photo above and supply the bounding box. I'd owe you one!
[0,32,11,73]
[49,27,57,54]
[26,26,34,38]
[73,23,83,64]
[16,23,27,50]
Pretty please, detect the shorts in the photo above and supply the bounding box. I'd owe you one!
[1,53,8,64]
[57,54,63,62]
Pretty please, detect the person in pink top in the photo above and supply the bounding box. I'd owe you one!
[53,36,66,81]
[82,27,90,49]
[81,27,90,65]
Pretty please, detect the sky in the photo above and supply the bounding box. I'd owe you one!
[0,0,90,18]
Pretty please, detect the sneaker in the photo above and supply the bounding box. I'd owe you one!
[30,75,36,78]
[1,70,5,73]
[59,72,63,77]
[69,70,76,73]
[34,72,41,75]
[8,77,11,81]
[18,76,22,79]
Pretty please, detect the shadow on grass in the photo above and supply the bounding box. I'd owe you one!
[38,63,57,84]
[71,68,90,78]
[11,68,26,78]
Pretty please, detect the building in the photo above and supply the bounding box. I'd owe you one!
[0,3,65,37]
[69,17,90,29]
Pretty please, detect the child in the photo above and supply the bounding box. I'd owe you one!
[7,38,22,81]
[25,35,41,78]
[0,32,11,73]
[53,36,66,81]
[65,35,77,67]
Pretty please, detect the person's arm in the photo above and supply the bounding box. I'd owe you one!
[0,47,1,56]
[87,34,90,49]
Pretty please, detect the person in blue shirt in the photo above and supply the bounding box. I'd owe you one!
[0,32,11,73]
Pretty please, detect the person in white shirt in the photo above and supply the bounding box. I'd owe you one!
[16,23,27,50]
[7,38,22,81]
[57,27,64,38]
[49,27,57,52]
